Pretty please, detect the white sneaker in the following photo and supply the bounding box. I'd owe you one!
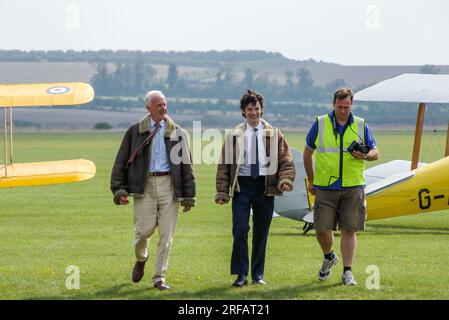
[318,254,339,281]
[342,270,357,285]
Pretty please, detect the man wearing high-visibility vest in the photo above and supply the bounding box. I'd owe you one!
[303,87,379,285]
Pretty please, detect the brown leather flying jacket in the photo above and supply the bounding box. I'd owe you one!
[110,114,196,207]
[215,119,295,202]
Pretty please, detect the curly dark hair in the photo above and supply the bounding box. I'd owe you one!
[239,89,264,117]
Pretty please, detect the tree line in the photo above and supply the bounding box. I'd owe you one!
[2,50,446,126]
[87,61,448,127]
[0,49,287,67]
[91,60,357,102]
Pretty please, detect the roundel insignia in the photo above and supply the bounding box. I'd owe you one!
[47,86,70,94]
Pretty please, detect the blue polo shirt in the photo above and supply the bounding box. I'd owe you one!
[305,111,377,190]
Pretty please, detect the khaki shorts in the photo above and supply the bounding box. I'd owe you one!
[313,188,366,231]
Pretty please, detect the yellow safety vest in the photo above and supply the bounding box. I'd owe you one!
[314,114,365,187]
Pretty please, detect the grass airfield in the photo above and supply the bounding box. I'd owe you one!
[1,131,449,300]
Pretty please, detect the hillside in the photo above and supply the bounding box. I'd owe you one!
[1,50,448,87]
[1,50,448,130]
[2,61,449,89]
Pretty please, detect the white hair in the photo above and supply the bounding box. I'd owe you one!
[144,90,165,107]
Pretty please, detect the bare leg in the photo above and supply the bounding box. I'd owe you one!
[340,230,356,267]
[316,230,334,255]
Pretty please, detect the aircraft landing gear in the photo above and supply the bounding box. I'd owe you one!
[303,222,314,235]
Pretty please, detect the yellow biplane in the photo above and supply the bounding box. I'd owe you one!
[274,73,449,233]
[0,82,96,188]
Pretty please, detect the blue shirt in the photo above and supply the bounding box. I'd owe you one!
[305,111,377,190]
[149,118,170,173]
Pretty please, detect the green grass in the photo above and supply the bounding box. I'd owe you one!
[1,131,449,299]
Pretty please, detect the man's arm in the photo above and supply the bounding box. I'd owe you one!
[276,130,295,192]
[215,133,231,204]
[110,128,132,205]
[303,146,315,195]
[179,128,196,211]
[366,148,379,161]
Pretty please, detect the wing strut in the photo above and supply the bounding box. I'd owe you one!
[3,108,7,177]
[445,120,449,157]
[9,107,13,164]
[411,103,425,170]
[2,107,14,177]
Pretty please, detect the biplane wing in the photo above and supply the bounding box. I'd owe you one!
[0,82,96,189]
[0,82,94,107]
[364,160,426,185]
[0,160,96,188]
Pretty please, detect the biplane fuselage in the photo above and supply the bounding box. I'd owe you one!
[367,156,449,220]
[274,150,449,225]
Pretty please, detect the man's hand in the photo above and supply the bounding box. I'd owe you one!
[216,198,229,205]
[281,183,292,192]
[353,148,379,161]
[307,181,315,195]
[119,195,129,205]
[183,205,192,212]
[351,150,366,160]
[303,147,315,195]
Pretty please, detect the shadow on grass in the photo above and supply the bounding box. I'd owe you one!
[272,223,449,237]
[270,232,311,237]
[28,280,343,300]
[364,223,449,236]
[157,281,343,300]
[270,230,337,238]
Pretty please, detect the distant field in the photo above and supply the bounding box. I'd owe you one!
[11,106,446,132]
[0,62,94,84]
[2,61,449,87]
[1,131,449,300]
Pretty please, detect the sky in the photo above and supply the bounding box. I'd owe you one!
[1,0,448,66]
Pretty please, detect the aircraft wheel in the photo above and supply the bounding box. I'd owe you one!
[303,222,314,235]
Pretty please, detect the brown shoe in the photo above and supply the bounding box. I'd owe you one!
[132,259,147,283]
[154,280,170,291]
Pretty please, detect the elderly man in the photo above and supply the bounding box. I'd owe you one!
[303,87,379,285]
[216,89,295,287]
[111,90,196,290]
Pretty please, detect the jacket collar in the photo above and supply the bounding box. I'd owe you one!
[139,113,176,137]
[231,119,274,137]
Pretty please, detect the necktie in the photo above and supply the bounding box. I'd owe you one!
[126,122,160,167]
[251,128,259,179]
[153,122,161,133]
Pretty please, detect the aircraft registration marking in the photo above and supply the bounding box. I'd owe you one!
[418,188,449,210]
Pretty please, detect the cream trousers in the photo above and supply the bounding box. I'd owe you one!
[133,175,179,284]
